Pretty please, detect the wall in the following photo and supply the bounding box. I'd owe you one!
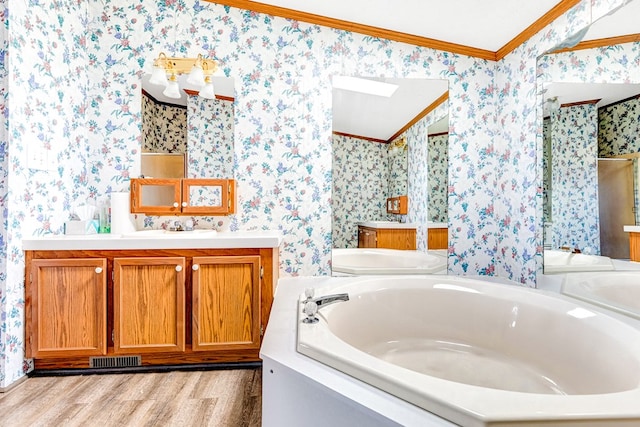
[141,93,187,153]
[332,134,387,248]
[428,133,448,223]
[0,0,630,387]
[0,0,8,386]
[550,104,600,252]
[599,96,640,223]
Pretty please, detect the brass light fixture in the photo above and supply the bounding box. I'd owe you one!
[149,52,218,99]
[388,136,407,153]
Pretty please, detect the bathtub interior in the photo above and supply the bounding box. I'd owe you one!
[297,276,640,425]
[562,271,640,320]
[543,250,615,274]
[324,283,638,395]
[331,248,446,275]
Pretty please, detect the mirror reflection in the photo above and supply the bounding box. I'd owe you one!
[538,0,640,272]
[331,77,449,273]
[141,74,235,179]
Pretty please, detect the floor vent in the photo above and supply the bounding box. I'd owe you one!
[89,355,142,369]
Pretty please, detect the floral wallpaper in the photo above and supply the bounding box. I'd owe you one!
[549,104,600,252]
[387,137,408,198]
[599,96,640,224]
[141,93,188,154]
[428,132,449,223]
[332,134,387,248]
[0,0,632,388]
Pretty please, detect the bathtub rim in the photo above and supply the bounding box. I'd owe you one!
[296,275,640,426]
[543,250,615,274]
[561,271,640,320]
[331,248,447,275]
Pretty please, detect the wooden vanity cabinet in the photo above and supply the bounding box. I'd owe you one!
[130,178,236,215]
[29,258,107,358]
[24,247,278,371]
[113,257,186,354]
[358,226,416,250]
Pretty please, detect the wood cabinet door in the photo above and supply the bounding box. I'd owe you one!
[113,257,186,353]
[358,226,377,248]
[30,258,107,358]
[192,256,261,351]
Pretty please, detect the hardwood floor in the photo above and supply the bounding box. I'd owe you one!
[0,368,261,426]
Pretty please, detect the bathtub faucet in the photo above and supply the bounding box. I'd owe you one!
[301,290,349,324]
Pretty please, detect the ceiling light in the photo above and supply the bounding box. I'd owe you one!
[332,76,399,97]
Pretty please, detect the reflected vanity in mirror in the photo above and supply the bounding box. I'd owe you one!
[137,74,236,215]
[331,76,449,273]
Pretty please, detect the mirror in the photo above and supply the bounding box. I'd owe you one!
[538,1,640,271]
[141,74,235,179]
[331,77,449,259]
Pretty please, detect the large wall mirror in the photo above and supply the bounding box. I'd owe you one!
[331,76,449,268]
[538,0,640,272]
[141,73,235,179]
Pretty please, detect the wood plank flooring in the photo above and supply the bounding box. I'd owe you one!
[0,368,261,426]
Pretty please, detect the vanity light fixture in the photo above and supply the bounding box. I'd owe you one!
[332,75,399,97]
[388,137,407,153]
[149,52,218,99]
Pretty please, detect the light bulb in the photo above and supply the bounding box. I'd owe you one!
[149,65,168,86]
[199,76,216,99]
[187,63,205,87]
[163,74,181,99]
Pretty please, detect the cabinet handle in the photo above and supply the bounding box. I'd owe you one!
[192,264,199,271]
[182,202,187,207]
[173,202,179,208]
[95,267,103,274]
[175,265,183,272]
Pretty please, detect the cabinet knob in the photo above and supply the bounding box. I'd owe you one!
[95,267,103,274]
[173,202,179,208]
[175,265,183,272]
[192,264,200,271]
[182,201,187,207]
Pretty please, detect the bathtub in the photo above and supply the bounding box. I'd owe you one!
[562,271,640,320]
[332,248,446,275]
[543,249,615,273]
[296,276,640,426]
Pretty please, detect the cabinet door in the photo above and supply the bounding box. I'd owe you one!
[113,257,186,353]
[192,256,261,351]
[30,258,107,358]
[130,178,181,215]
[181,178,236,215]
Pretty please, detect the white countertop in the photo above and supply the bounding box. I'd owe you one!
[427,222,447,228]
[624,225,640,233]
[357,221,417,229]
[22,230,282,251]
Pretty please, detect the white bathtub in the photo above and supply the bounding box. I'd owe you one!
[297,276,640,426]
[562,271,640,320]
[544,249,615,273]
[332,248,446,275]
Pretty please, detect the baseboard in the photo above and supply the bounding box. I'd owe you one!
[28,361,262,377]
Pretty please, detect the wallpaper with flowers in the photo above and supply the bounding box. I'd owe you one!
[332,134,388,248]
[141,94,188,153]
[0,0,632,387]
[428,133,449,223]
[550,104,600,252]
[599,96,640,224]
[388,137,408,198]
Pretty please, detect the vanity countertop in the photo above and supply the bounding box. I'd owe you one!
[624,225,640,233]
[427,222,447,229]
[22,230,282,251]
[357,221,417,229]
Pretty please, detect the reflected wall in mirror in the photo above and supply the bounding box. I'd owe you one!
[331,77,448,252]
[540,82,640,261]
[427,117,449,223]
[141,74,235,179]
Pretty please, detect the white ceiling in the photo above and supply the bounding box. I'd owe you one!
[329,0,639,141]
